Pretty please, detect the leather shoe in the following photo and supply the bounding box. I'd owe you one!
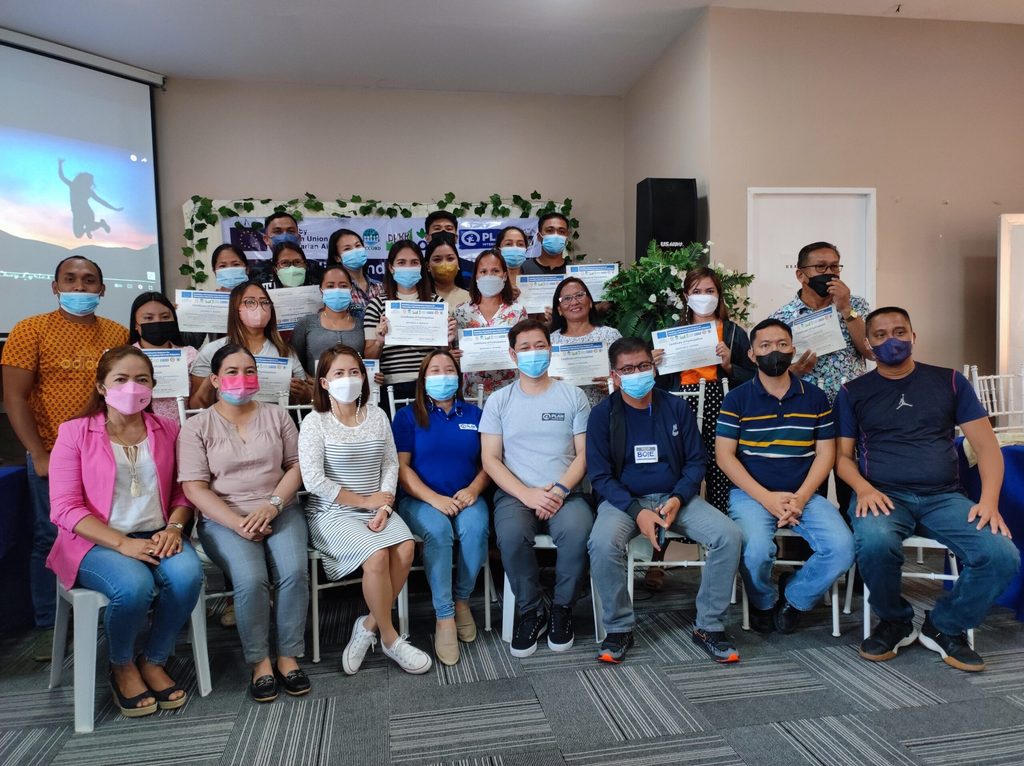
[774,572,803,634]
[274,666,311,696]
[249,674,278,703]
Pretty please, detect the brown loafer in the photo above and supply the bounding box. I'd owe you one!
[454,603,477,643]
[434,621,460,666]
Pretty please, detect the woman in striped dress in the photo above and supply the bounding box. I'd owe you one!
[298,343,432,676]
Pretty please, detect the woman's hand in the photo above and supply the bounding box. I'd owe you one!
[450,348,464,360]
[367,507,390,533]
[289,377,311,400]
[716,342,732,373]
[430,494,462,516]
[453,488,478,509]
[118,537,160,566]
[378,316,390,337]
[362,492,395,511]
[239,503,278,537]
[374,371,385,385]
[149,527,183,558]
[447,316,458,344]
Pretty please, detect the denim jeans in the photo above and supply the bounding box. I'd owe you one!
[197,506,309,664]
[493,489,594,614]
[26,453,57,629]
[76,536,202,665]
[728,488,855,611]
[849,489,1021,634]
[588,494,742,633]
[398,496,490,619]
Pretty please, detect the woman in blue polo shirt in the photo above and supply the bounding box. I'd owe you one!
[392,349,490,666]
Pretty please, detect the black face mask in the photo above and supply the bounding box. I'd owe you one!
[755,351,793,377]
[139,320,179,346]
[430,231,457,247]
[806,273,836,298]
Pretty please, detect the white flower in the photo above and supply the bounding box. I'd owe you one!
[669,267,679,277]
[674,299,684,309]
[648,293,657,304]
[707,240,715,246]
[702,247,710,254]
[672,313,680,321]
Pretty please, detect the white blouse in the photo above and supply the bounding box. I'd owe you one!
[108,438,165,534]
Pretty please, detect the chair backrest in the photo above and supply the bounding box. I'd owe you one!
[970,364,1024,431]
[669,378,706,433]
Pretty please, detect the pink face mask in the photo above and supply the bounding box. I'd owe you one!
[218,373,260,405]
[104,381,152,415]
[240,306,270,330]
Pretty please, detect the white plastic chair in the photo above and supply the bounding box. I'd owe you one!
[669,378,707,433]
[969,364,1024,432]
[49,581,212,733]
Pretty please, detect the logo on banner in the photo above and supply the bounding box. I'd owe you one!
[362,228,380,247]
[460,229,498,250]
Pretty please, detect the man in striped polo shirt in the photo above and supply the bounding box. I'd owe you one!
[716,318,854,634]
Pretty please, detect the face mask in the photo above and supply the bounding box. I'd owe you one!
[277,265,307,287]
[755,351,794,377]
[431,262,460,283]
[139,320,178,346]
[215,266,248,290]
[872,337,913,366]
[327,376,363,404]
[618,370,656,399]
[430,231,457,247]
[341,248,367,270]
[59,292,100,316]
[476,275,506,298]
[806,273,836,298]
[541,234,567,256]
[425,374,459,401]
[270,232,301,248]
[103,381,152,415]
[217,374,259,405]
[322,288,352,312]
[393,267,422,290]
[516,349,551,378]
[500,246,527,268]
[240,305,270,330]
[687,294,719,316]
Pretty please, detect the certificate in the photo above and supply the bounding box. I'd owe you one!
[362,358,381,405]
[517,274,565,313]
[792,306,847,357]
[459,327,514,373]
[141,348,189,399]
[567,263,619,301]
[652,323,719,375]
[270,285,323,331]
[549,341,610,387]
[175,290,229,334]
[384,301,448,347]
[255,355,291,403]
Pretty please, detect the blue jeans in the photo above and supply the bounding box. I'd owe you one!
[589,494,742,633]
[849,489,1021,634]
[728,488,854,611]
[76,536,202,665]
[398,497,490,619]
[26,453,56,629]
[197,506,309,664]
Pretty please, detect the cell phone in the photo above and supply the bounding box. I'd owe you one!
[656,521,667,549]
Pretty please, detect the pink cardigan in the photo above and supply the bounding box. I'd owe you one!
[47,412,192,588]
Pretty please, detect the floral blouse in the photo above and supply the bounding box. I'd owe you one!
[454,301,528,400]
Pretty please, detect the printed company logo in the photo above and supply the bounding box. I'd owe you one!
[458,423,478,431]
[672,424,679,436]
[362,228,381,247]
[460,229,499,250]
[541,412,566,422]
[636,448,657,461]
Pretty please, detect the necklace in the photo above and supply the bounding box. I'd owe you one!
[109,433,144,498]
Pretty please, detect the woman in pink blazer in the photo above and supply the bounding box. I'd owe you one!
[48,346,201,719]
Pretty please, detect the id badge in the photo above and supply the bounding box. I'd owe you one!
[634,444,658,464]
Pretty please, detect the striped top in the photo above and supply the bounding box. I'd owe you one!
[363,294,446,384]
[716,373,834,492]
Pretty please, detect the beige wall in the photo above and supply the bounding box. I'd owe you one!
[154,80,625,290]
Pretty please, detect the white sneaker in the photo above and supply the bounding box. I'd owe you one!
[342,616,378,675]
[383,635,433,674]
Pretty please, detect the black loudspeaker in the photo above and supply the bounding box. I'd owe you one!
[635,178,698,261]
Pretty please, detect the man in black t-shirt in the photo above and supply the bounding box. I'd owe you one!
[836,307,1019,672]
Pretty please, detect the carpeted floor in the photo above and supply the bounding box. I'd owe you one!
[2,551,1023,766]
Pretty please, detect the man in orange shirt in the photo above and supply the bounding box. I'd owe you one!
[2,256,127,658]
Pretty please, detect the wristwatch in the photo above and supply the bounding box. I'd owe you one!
[166,522,184,531]
[844,308,860,323]
[269,495,283,510]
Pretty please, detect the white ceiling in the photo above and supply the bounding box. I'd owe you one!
[2,0,1023,96]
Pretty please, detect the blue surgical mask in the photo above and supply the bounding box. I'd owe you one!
[618,370,656,399]
[342,247,367,270]
[872,337,913,366]
[393,267,422,290]
[215,266,247,290]
[58,292,101,316]
[516,349,551,378]
[322,288,352,312]
[500,246,527,268]
[270,232,301,248]
[425,374,460,401]
[541,234,567,256]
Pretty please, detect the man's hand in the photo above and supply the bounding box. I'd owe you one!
[30,451,50,478]
[520,487,562,518]
[453,488,478,508]
[790,350,817,376]
[827,278,852,314]
[776,493,806,528]
[967,501,1013,537]
[761,491,799,521]
[855,487,895,517]
[637,508,669,552]
[655,496,682,528]
[430,494,461,517]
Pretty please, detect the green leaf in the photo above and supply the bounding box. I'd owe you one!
[183,228,193,240]
[530,190,542,200]
[443,192,456,203]
[181,247,194,258]
[400,208,413,218]
[195,237,208,252]
[217,205,237,218]
[285,198,300,206]
[489,193,501,205]
[304,192,316,199]
[233,221,246,229]
[416,228,426,239]
[385,207,398,217]
[243,201,254,212]
[511,194,524,206]
[251,221,264,231]
[178,263,194,275]
[336,199,348,208]
[233,201,245,210]
[190,195,201,203]
[194,271,208,283]
[498,206,511,217]
[350,195,362,202]
[358,204,373,216]
[292,210,304,221]
[260,198,272,204]
[375,206,386,215]
[474,203,488,216]
[436,201,448,210]
[569,217,579,229]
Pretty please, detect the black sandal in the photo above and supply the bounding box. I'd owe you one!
[110,671,158,718]
[274,666,311,697]
[136,656,188,710]
[249,674,278,703]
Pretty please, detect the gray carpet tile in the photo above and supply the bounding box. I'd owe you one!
[901,724,1024,766]
[664,655,825,703]
[0,727,69,766]
[770,714,921,766]
[562,732,745,766]
[431,630,519,687]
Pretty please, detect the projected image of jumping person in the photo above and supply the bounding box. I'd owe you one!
[57,158,123,239]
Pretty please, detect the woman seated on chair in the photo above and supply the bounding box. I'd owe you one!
[48,345,201,719]
[298,343,432,676]
[392,349,490,666]
[178,343,311,703]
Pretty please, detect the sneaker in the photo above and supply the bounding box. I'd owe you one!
[748,606,775,634]
[692,629,740,663]
[510,607,548,658]
[31,628,55,663]
[858,619,917,662]
[919,612,985,672]
[341,616,378,675]
[774,573,803,634]
[383,635,433,674]
[596,632,634,664]
[548,605,575,652]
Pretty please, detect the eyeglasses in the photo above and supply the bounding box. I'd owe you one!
[801,263,843,275]
[241,298,272,310]
[615,362,655,375]
[558,292,588,305]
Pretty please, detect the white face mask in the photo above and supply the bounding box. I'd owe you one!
[687,293,719,316]
[327,376,362,403]
[476,275,506,298]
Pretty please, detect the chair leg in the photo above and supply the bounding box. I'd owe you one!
[626,547,635,603]
[483,564,493,632]
[730,575,737,605]
[591,577,605,643]
[863,583,872,640]
[72,596,100,734]
[501,575,514,643]
[49,588,71,689]
[310,559,321,664]
[189,582,212,697]
[831,579,840,638]
[398,582,409,636]
[843,564,856,615]
[741,578,750,631]
[916,546,925,565]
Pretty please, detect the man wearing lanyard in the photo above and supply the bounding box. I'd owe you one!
[587,337,742,664]
[770,241,872,517]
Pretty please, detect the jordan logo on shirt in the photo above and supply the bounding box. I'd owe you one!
[896,394,913,410]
